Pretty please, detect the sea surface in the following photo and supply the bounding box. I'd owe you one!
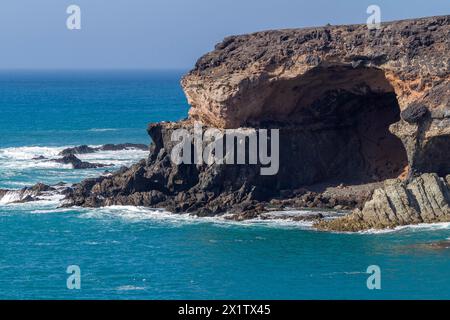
[0,71,449,299]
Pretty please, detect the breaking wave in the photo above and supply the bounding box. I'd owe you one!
[0,145,148,170]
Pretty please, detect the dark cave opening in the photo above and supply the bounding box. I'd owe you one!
[256,66,410,188]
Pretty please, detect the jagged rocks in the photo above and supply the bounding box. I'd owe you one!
[59,143,148,156]
[0,183,56,204]
[315,173,450,231]
[52,154,112,169]
[64,16,449,231]
[182,15,450,178]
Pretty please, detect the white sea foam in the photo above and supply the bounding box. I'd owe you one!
[357,222,450,235]
[88,128,118,132]
[0,145,148,171]
[73,206,316,229]
[0,190,23,204]
[0,146,70,170]
[116,285,146,291]
[77,149,148,167]
[0,189,65,206]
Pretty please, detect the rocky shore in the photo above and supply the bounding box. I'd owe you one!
[62,15,449,231]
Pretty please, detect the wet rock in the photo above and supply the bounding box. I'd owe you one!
[27,183,55,193]
[52,154,112,169]
[32,156,47,160]
[64,16,449,231]
[12,195,39,203]
[59,143,148,156]
[0,183,56,204]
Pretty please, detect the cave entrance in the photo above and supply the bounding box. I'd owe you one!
[252,65,410,187]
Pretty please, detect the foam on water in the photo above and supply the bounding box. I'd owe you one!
[0,146,71,170]
[0,145,148,170]
[77,149,148,166]
[0,190,65,206]
[357,222,450,235]
[71,206,316,229]
[1,145,448,233]
[0,145,149,189]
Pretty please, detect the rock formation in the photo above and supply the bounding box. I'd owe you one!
[65,15,449,230]
[315,173,450,231]
[51,154,112,169]
[59,143,148,156]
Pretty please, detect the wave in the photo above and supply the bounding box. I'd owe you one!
[0,145,148,171]
[8,199,450,233]
[357,222,450,235]
[0,189,64,206]
[71,206,316,229]
[88,128,118,132]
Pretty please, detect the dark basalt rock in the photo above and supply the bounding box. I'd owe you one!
[12,195,39,204]
[0,183,56,204]
[52,154,112,169]
[59,145,96,156]
[64,122,376,217]
[32,156,47,160]
[401,104,428,123]
[28,182,55,193]
[64,15,449,231]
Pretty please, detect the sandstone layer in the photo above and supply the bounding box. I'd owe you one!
[65,16,449,231]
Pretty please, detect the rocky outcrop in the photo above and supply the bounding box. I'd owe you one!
[315,173,450,231]
[51,154,112,169]
[182,15,449,177]
[59,143,148,156]
[65,15,449,231]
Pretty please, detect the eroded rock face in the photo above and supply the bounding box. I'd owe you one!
[51,154,112,169]
[65,15,449,231]
[182,15,449,175]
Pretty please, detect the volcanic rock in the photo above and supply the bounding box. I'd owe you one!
[65,16,449,230]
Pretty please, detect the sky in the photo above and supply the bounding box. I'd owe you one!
[0,0,448,70]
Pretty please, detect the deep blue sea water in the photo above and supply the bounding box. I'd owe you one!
[0,71,449,300]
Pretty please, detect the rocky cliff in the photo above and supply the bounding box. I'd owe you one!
[65,15,450,230]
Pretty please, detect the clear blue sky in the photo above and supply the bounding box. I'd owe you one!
[0,0,448,70]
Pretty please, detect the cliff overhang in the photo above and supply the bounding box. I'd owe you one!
[65,15,450,231]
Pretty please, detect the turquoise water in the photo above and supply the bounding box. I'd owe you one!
[0,71,449,300]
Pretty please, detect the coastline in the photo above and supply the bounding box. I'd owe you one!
[3,15,449,232]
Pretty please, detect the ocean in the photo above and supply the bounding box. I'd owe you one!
[0,71,449,299]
